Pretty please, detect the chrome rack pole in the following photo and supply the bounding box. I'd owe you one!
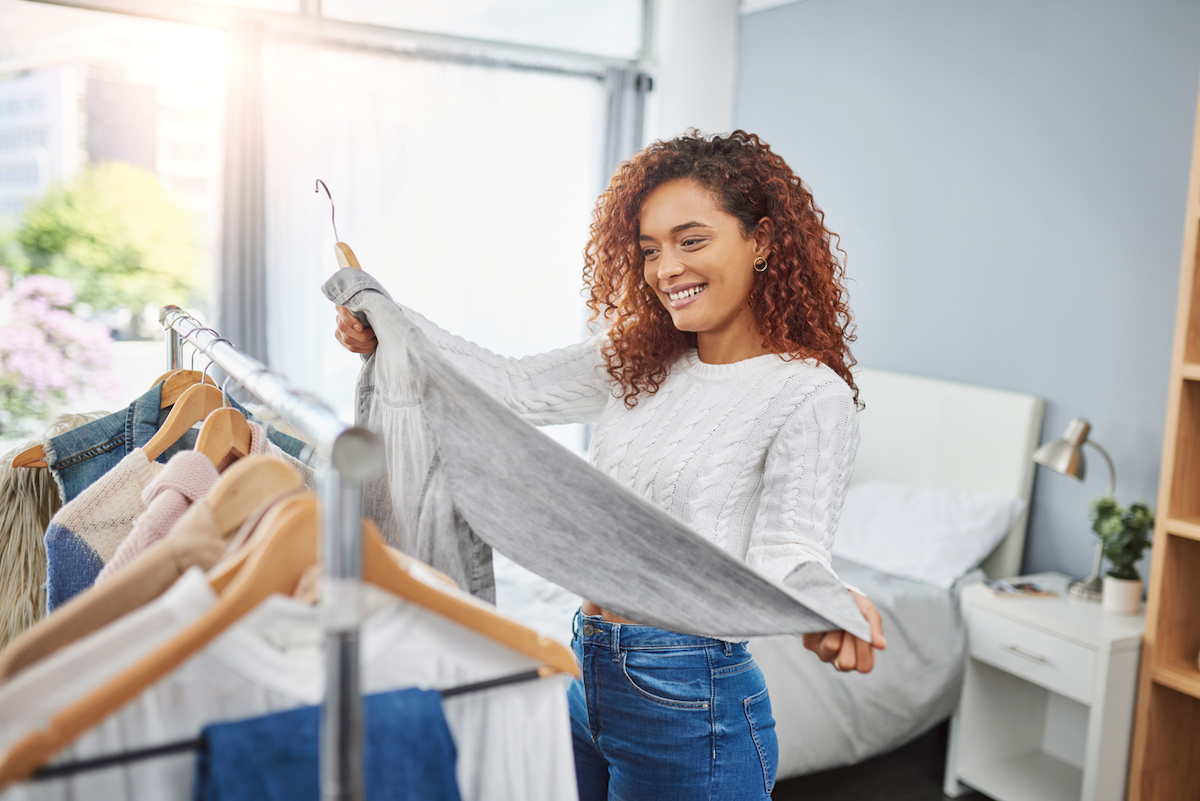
[320,431,379,801]
[167,326,184,371]
[159,306,384,801]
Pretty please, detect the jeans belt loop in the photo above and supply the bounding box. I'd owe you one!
[723,641,733,657]
[611,623,621,662]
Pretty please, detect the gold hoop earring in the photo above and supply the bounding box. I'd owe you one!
[754,257,767,273]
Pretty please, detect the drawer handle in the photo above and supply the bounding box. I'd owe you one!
[1000,643,1047,665]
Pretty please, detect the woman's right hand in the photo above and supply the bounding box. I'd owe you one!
[335,305,378,354]
[802,590,886,673]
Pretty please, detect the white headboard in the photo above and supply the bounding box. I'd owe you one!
[850,367,1045,579]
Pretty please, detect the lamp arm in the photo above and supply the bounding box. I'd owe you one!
[1085,440,1117,497]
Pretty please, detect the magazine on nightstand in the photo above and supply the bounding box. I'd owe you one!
[983,579,1059,598]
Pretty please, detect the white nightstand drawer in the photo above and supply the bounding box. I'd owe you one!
[967,607,1096,705]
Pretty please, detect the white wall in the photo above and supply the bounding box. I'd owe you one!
[643,0,741,142]
[736,0,1200,580]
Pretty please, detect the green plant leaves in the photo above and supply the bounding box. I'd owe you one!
[10,161,205,313]
[1090,496,1154,581]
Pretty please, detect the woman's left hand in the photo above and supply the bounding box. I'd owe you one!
[802,590,887,674]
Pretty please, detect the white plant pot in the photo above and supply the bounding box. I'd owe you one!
[1102,575,1142,615]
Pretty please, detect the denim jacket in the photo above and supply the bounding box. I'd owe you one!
[45,382,309,503]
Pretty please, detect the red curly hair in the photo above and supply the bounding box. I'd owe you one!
[583,129,859,408]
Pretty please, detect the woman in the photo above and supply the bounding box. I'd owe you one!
[336,130,885,800]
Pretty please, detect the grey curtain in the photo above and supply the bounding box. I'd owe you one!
[216,20,267,362]
[602,68,651,185]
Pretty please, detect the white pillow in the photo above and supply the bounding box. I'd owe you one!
[832,480,1026,588]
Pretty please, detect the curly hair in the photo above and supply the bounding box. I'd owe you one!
[583,129,859,408]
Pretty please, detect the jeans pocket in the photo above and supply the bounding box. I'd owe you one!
[619,650,712,710]
[744,686,778,795]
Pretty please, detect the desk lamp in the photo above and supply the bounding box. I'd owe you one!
[1032,417,1115,601]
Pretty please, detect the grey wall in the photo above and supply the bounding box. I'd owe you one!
[736,0,1200,580]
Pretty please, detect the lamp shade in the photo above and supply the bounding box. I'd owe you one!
[1032,417,1091,480]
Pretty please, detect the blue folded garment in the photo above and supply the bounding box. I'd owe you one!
[193,687,461,801]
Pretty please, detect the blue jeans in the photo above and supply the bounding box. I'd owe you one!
[569,610,778,801]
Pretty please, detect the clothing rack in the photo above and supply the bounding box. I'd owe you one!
[29,668,545,781]
[159,305,384,801]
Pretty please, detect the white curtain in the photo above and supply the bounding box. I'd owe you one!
[216,20,267,361]
[260,42,606,448]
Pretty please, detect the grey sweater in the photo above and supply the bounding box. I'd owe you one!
[322,268,869,641]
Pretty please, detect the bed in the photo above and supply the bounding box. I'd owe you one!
[492,366,1045,781]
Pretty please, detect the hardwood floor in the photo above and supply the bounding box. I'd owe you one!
[771,722,990,801]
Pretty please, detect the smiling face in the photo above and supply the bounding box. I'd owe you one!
[639,179,771,364]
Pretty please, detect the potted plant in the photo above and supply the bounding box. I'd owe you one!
[1089,497,1154,615]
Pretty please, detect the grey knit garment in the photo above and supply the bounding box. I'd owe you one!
[322,268,870,641]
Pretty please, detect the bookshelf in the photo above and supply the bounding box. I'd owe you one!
[1126,81,1200,800]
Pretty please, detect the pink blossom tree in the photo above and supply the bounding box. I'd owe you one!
[0,272,116,437]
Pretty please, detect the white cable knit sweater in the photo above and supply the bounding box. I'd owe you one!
[404,307,861,588]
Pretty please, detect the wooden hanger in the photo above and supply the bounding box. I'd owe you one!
[204,495,577,678]
[9,371,222,469]
[205,498,577,678]
[0,493,577,787]
[194,407,252,467]
[360,528,578,677]
[0,494,320,788]
[0,456,305,683]
[140,384,227,464]
[153,370,218,409]
[205,454,304,536]
[208,502,578,674]
[10,445,47,469]
[334,242,362,270]
[205,492,313,594]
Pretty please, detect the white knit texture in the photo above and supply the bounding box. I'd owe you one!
[51,450,164,564]
[401,306,612,425]
[402,308,860,585]
[53,423,315,582]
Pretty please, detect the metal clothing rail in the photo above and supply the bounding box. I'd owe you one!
[160,305,384,801]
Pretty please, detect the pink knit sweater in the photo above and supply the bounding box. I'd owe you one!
[96,422,305,582]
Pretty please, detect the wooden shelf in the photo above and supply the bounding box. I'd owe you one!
[1164,518,1200,541]
[1166,381,1200,519]
[1182,363,1200,381]
[1131,684,1200,799]
[1151,663,1200,700]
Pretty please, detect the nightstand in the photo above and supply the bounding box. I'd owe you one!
[943,572,1145,801]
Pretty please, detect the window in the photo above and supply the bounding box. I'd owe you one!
[322,0,645,59]
[2,0,638,450]
[261,41,607,444]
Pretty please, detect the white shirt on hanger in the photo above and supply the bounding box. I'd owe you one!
[0,567,577,801]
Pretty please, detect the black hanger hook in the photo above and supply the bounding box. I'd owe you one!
[314,179,339,242]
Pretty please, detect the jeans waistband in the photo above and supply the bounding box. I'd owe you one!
[572,608,738,653]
